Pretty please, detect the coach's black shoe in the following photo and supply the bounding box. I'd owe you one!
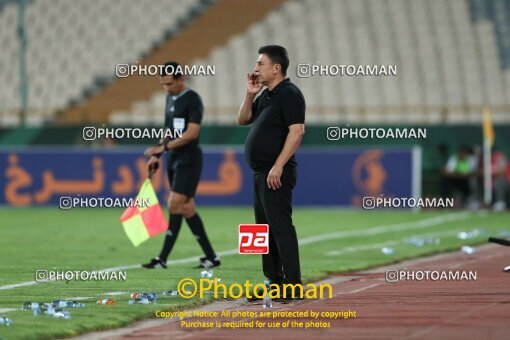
[196,256,221,268]
[246,287,266,302]
[273,294,305,302]
[272,284,305,302]
[142,257,167,269]
[247,280,280,302]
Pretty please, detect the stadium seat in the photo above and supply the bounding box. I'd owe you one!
[0,0,207,125]
[2,0,510,126]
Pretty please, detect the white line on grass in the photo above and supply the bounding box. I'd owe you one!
[0,212,469,292]
[299,212,469,246]
[341,283,382,295]
[325,241,399,256]
[325,228,469,256]
[0,308,17,313]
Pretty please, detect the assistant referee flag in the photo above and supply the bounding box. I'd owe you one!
[120,179,167,246]
[482,106,495,147]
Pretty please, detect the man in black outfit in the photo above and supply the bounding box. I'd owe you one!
[237,46,305,294]
[143,61,220,269]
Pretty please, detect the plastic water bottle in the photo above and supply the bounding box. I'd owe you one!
[53,300,85,308]
[45,305,55,316]
[200,269,213,278]
[162,290,180,297]
[457,231,469,240]
[142,292,158,300]
[458,229,483,240]
[498,230,510,238]
[406,237,425,247]
[262,296,273,309]
[53,300,66,308]
[22,302,43,310]
[406,237,440,247]
[128,292,157,304]
[53,310,71,319]
[381,247,394,255]
[97,298,116,305]
[425,237,440,245]
[130,293,142,300]
[0,316,13,326]
[461,245,476,254]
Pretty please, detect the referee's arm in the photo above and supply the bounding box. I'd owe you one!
[164,123,200,149]
[144,123,200,158]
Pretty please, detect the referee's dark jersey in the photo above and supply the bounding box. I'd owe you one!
[164,88,203,159]
[164,88,204,197]
[245,78,306,172]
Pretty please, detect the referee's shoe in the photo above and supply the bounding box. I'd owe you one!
[142,257,167,269]
[197,256,221,268]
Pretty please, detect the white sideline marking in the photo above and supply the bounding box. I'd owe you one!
[0,308,16,313]
[299,212,469,246]
[326,241,399,256]
[0,212,469,293]
[325,228,468,256]
[342,283,382,295]
[98,292,127,296]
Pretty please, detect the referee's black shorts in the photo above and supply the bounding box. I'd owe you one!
[166,147,203,198]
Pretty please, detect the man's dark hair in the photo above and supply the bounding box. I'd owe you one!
[160,61,183,79]
[258,45,289,76]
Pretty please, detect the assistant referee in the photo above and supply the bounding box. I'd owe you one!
[237,45,305,290]
[143,61,219,269]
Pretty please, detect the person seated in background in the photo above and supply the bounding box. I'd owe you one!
[440,145,478,207]
[491,147,509,211]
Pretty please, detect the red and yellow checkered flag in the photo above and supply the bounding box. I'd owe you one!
[120,179,167,247]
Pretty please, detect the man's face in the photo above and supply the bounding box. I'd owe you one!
[160,75,183,95]
[254,54,280,85]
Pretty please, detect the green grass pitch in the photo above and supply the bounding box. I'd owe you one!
[0,207,508,339]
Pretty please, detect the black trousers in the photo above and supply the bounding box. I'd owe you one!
[253,166,301,284]
[440,175,470,205]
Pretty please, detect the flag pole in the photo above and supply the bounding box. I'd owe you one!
[483,136,492,207]
[482,106,493,207]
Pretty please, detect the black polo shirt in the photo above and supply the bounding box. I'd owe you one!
[245,78,306,172]
[164,88,203,159]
